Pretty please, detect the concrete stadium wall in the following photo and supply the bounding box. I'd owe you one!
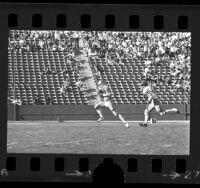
[7,104,189,121]
[186,104,190,121]
[8,105,14,120]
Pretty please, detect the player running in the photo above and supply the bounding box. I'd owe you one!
[94,80,130,128]
[139,81,180,127]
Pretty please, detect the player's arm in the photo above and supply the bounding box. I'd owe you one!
[102,91,111,97]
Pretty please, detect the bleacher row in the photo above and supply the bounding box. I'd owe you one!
[92,58,190,105]
[8,50,190,105]
[8,30,190,105]
[8,50,88,105]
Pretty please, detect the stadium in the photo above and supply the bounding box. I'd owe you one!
[7,30,190,154]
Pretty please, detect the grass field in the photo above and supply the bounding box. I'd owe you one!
[7,121,190,155]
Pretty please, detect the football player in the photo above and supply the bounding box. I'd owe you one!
[94,80,130,128]
[139,81,180,127]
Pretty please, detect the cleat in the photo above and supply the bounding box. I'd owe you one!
[150,118,157,124]
[139,123,148,127]
[97,117,104,122]
[124,122,130,128]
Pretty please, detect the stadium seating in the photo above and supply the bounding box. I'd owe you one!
[91,57,190,105]
[8,30,190,105]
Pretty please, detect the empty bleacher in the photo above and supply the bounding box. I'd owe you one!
[91,57,190,105]
[8,49,90,105]
[8,30,190,105]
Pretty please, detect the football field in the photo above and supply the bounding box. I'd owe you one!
[7,121,190,155]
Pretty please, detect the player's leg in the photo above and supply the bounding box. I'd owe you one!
[164,107,180,114]
[94,103,104,122]
[151,99,165,116]
[107,102,130,128]
[139,102,155,127]
[145,102,155,123]
[147,112,156,124]
[155,101,179,116]
[155,105,166,116]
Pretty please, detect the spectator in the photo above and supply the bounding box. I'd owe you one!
[60,78,72,97]
[76,78,83,91]
[34,96,44,105]
[9,97,22,105]
[73,32,80,48]
[8,30,191,93]
[61,68,70,75]
[41,68,57,76]
[45,96,52,105]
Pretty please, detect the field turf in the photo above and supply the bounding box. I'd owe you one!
[7,121,189,155]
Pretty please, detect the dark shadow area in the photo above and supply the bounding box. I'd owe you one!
[92,158,125,184]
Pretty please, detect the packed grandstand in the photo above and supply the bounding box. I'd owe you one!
[8,30,191,105]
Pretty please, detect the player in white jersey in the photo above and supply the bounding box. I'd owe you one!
[94,80,130,128]
[139,81,180,127]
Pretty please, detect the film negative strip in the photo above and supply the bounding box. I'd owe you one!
[0,2,199,183]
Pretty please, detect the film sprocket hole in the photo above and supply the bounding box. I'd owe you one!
[0,3,198,184]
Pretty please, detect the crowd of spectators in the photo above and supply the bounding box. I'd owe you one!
[33,95,52,105]
[81,31,191,92]
[168,53,191,92]
[8,30,191,104]
[8,30,81,52]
